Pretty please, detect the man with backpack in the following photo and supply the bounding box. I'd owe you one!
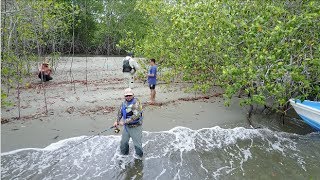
[123,52,139,88]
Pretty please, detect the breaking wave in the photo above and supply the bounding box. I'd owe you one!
[2,126,320,180]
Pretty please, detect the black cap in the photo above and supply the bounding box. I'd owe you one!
[127,52,134,57]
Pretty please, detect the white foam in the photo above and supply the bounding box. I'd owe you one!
[155,168,166,180]
[2,126,313,180]
[1,135,120,156]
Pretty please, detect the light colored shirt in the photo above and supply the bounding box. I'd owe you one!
[124,56,139,73]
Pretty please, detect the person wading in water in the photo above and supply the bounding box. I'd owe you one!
[113,88,144,158]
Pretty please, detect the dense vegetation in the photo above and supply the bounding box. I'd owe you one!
[1,0,319,113]
[132,0,320,112]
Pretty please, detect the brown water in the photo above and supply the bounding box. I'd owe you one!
[1,125,319,180]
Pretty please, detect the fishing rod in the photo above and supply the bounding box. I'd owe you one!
[25,126,121,180]
[49,125,120,164]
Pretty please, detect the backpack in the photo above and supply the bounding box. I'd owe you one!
[123,59,132,72]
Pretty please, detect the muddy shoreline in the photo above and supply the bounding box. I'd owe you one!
[1,57,313,153]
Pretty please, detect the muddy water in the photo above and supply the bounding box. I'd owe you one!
[2,109,320,180]
[1,126,319,180]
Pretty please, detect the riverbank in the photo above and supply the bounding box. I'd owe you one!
[1,57,313,153]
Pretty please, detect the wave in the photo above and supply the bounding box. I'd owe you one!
[2,126,320,180]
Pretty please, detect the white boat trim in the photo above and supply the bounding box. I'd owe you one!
[289,99,320,131]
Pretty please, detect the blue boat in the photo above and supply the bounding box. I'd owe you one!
[289,99,320,131]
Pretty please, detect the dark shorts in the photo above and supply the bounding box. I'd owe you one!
[149,84,156,89]
[38,72,53,82]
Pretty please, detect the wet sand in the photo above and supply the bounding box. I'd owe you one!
[0,57,259,152]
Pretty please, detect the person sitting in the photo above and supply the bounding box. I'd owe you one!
[38,59,53,82]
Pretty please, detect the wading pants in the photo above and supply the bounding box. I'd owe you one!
[120,125,143,157]
[123,72,134,88]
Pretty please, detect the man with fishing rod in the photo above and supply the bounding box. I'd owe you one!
[113,88,144,158]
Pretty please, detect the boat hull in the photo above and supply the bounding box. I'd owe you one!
[289,99,320,131]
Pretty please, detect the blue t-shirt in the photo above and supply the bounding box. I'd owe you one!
[148,65,157,85]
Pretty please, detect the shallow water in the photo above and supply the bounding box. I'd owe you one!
[1,126,320,180]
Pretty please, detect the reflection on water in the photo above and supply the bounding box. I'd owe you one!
[118,158,144,180]
[1,126,320,180]
[250,108,315,134]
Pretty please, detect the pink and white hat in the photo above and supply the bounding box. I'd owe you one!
[124,88,134,96]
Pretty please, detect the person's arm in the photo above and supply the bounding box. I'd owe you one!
[124,99,142,124]
[47,67,52,75]
[128,58,134,69]
[130,58,139,71]
[133,60,139,70]
[41,67,50,75]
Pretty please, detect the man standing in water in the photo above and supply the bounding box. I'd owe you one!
[147,58,157,104]
[122,52,139,88]
[113,88,144,158]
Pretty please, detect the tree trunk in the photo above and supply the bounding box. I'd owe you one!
[17,63,21,119]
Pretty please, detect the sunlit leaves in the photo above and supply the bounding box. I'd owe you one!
[133,0,320,111]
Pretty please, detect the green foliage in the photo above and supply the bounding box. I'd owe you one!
[1,91,14,107]
[135,58,148,82]
[2,0,319,112]
[1,0,74,107]
[111,0,150,53]
[131,0,320,111]
[70,0,102,51]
